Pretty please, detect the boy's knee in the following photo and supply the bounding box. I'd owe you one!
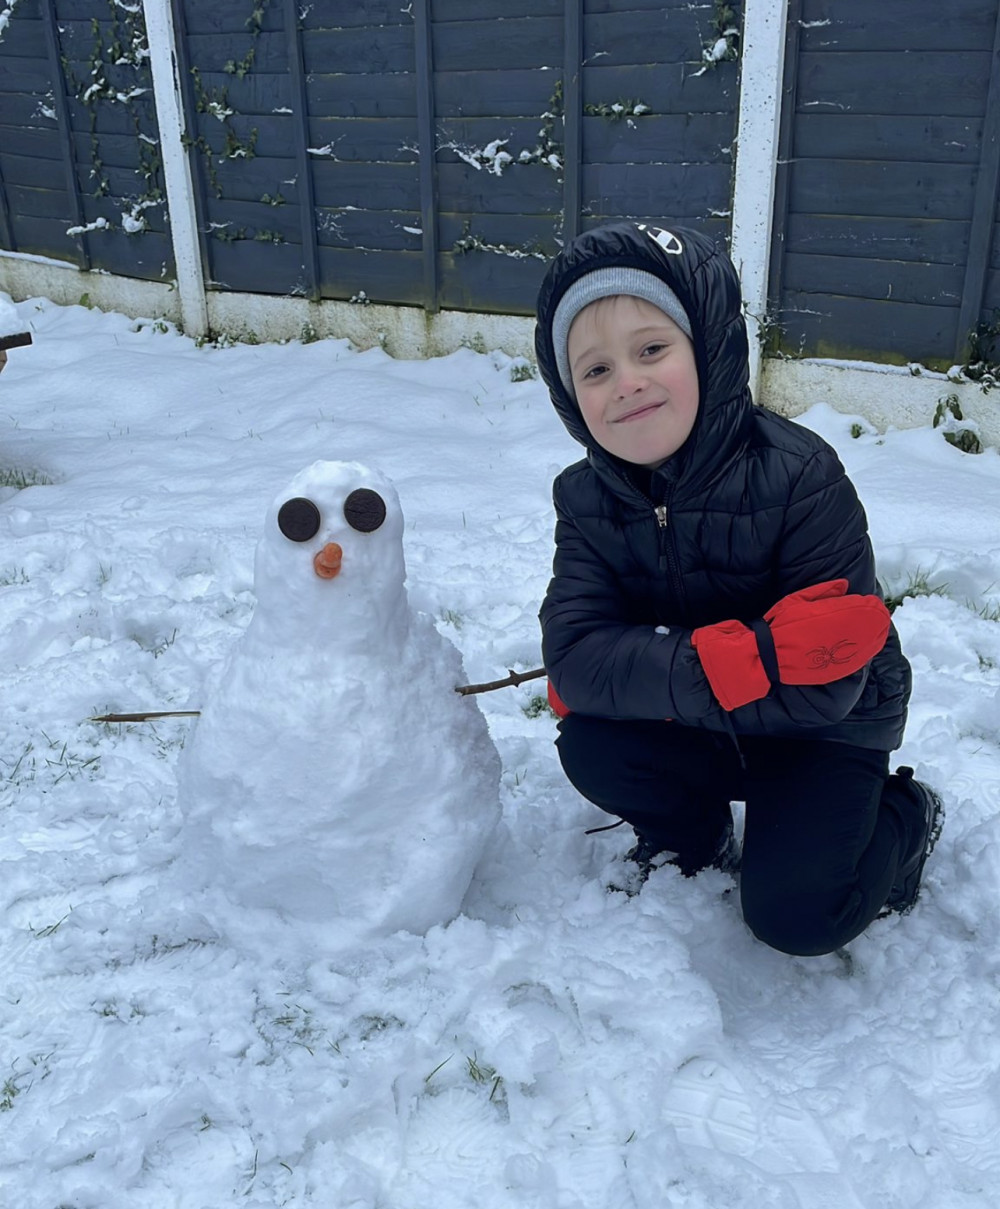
[554,714,613,798]
[741,891,861,957]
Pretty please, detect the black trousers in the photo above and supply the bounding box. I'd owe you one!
[556,715,913,957]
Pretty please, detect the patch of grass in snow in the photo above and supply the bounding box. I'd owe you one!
[466,1051,505,1104]
[0,465,52,490]
[883,570,950,613]
[522,693,556,720]
[0,734,101,801]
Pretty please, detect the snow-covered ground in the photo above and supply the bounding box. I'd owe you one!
[1,293,999,1208]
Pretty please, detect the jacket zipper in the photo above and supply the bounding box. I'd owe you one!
[654,504,669,570]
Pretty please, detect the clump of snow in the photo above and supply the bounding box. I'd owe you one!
[0,295,999,1207]
[0,293,23,337]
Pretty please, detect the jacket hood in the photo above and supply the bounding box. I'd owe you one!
[534,221,753,499]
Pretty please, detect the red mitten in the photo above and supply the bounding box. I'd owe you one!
[547,679,571,718]
[692,580,891,711]
[765,578,891,683]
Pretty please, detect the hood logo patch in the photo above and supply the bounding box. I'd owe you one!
[637,224,684,255]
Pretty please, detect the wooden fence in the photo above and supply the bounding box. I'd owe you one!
[0,0,997,370]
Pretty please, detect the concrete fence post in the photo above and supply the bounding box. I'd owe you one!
[729,0,789,403]
[142,0,208,338]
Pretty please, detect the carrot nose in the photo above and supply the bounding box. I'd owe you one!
[313,542,343,579]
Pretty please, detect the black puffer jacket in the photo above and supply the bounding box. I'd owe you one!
[536,222,910,750]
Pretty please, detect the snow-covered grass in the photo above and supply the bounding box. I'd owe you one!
[1,294,999,1208]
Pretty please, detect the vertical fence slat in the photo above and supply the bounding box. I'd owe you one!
[0,154,14,253]
[562,0,582,243]
[39,0,90,269]
[765,0,801,345]
[414,0,439,313]
[283,0,320,302]
[955,7,1000,360]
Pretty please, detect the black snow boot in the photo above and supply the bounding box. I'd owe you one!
[883,766,944,915]
[624,819,739,887]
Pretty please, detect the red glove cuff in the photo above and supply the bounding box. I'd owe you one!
[547,679,571,718]
[691,620,771,712]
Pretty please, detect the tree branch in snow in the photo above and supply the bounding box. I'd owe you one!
[92,710,201,722]
[455,667,545,696]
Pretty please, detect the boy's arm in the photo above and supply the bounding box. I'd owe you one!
[542,451,884,730]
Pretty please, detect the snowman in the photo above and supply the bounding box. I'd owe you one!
[177,460,501,941]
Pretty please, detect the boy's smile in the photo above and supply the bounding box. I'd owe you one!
[567,295,699,468]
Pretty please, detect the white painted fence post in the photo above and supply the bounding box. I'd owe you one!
[729,0,789,403]
[142,0,208,338]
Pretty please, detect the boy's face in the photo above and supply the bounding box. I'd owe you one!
[567,295,699,467]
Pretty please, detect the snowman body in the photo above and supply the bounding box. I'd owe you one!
[178,460,501,939]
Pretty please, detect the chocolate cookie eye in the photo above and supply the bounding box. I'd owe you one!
[277,497,321,542]
[344,488,386,533]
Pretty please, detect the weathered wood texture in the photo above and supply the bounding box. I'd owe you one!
[146,0,737,310]
[774,0,998,367]
[4,0,994,369]
[0,0,172,281]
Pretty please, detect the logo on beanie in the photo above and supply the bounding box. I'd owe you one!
[637,225,684,255]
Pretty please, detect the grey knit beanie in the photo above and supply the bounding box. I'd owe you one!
[552,267,692,394]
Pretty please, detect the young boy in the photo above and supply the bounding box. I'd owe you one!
[534,221,942,957]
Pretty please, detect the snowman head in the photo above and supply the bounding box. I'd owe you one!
[251,460,409,649]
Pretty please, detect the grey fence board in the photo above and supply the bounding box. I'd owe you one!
[439,251,549,312]
[6,212,80,262]
[317,246,425,304]
[304,72,417,118]
[583,163,732,219]
[780,291,959,363]
[317,209,423,252]
[797,51,990,118]
[799,0,992,51]
[303,26,416,75]
[312,161,421,212]
[583,113,734,165]
[783,252,965,308]
[209,239,305,293]
[0,56,51,92]
[582,8,708,64]
[435,0,561,18]
[183,1,285,36]
[793,115,982,166]
[786,214,970,266]
[788,162,977,222]
[432,17,564,72]
[584,0,714,12]
[184,31,291,74]
[582,63,739,114]
[300,2,415,30]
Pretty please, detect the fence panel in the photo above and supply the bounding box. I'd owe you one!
[0,0,172,283]
[770,0,995,368]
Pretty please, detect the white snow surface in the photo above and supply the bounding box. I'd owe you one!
[0,294,999,1208]
[0,293,24,337]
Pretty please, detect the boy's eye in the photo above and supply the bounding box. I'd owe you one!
[642,342,667,356]
[583,364,608,380]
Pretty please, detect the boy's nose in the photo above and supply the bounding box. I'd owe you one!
[615,368,647,397]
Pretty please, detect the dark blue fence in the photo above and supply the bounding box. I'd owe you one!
[1,0,997,369]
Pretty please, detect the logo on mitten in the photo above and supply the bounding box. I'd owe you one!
[807,640,859,670]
